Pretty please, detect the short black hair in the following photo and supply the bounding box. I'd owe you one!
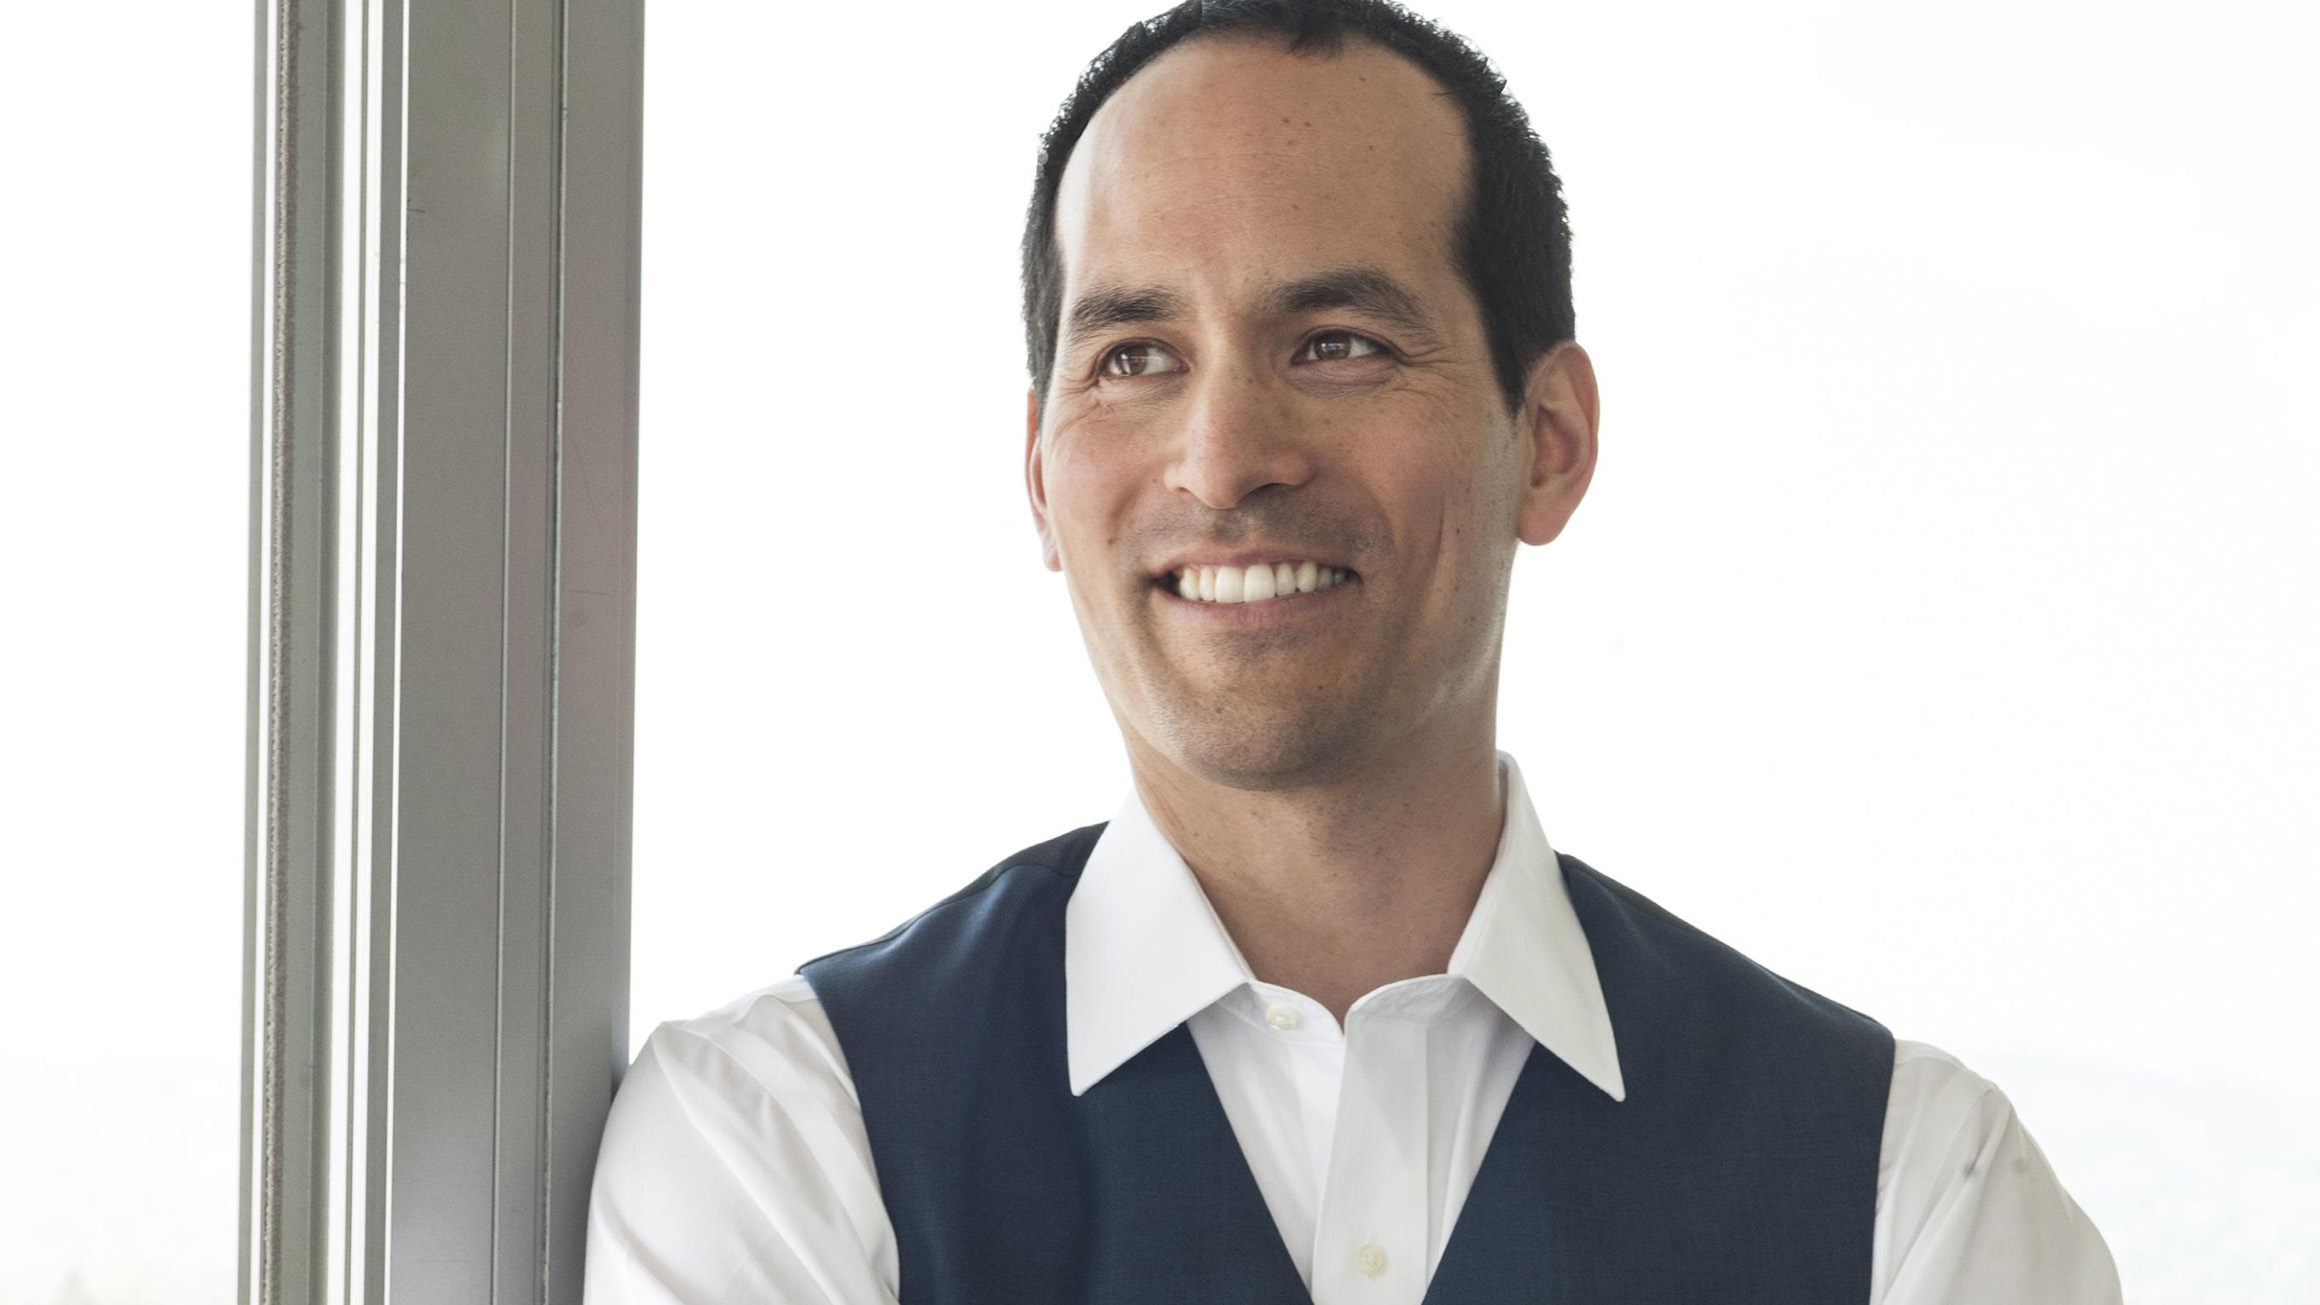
[1020,0,1573,415]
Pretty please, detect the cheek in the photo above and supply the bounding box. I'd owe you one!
[1040,421,1144,570]
[1381,420,1522,598]
[1436,404,1523,521]
[1381,416,1500,540]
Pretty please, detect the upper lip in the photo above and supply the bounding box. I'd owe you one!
[1151,548,1357,578]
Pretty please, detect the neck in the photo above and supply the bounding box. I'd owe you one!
[1127,722,1506,1025]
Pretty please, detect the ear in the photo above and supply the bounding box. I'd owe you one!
[1025,386,1063,571]
[1514,341,1601,546]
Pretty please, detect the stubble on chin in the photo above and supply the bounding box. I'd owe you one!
[1127,655,1384,793]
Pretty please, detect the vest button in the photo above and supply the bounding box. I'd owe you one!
[1354,1243,1388,1277]
[1264,1004,1300,1030]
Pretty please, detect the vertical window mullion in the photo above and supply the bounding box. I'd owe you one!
[245,0,640,1300]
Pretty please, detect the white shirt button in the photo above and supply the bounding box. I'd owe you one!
[1264,1004,1300,1030]
[1354,1242,1388,1277]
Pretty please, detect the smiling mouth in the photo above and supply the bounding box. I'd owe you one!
[1158,561,1357,605]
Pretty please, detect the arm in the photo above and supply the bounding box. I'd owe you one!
[1871,1041,2123,1305]
[584,978,902,1304]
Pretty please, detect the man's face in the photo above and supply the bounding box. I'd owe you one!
[1027,35,1592,790]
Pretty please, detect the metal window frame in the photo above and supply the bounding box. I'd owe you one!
[242,0,642,1300]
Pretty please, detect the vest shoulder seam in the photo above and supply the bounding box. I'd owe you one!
[1559,850,1894,1038]
[794,821,1105,973]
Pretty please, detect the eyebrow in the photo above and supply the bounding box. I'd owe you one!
[1059,265,1443,355]
[1063,285,1189,350]
[1262,266,1442,349]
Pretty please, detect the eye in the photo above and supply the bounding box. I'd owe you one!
[1296,330,1386,364]
[1098,342,1187,379]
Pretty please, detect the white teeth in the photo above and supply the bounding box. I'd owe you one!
[1172,561,1350,605]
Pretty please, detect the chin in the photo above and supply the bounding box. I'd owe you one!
[1142,696,1383,793]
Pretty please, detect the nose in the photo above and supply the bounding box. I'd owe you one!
[1162,361,1317,510]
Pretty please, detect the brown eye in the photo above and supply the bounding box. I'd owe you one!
[1101,343,1185,378]
[1299,330,1384,364]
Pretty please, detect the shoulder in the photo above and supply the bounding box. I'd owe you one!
[1560,851,1891,1042]
[587,978,900,1301]
[1872,1040,2123,1303]
[1880,1039,2003,1193]
[597,977,872,1190]
[799,822,1106,986]
[1884,1039,2001,1136]
[645,976,860,1108]
[1879,1039,2056,1200]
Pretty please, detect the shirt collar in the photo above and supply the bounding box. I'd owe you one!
[1063,752,1626,1103]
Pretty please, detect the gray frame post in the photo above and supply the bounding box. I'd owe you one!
[243,0,643,1300]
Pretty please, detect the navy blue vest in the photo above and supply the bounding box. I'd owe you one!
[802,824,1894,1303]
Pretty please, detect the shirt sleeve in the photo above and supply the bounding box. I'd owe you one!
[583,977,901,1304]
[1870,1040,2123,1305]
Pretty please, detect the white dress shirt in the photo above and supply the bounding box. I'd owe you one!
[586,755,2122,1303]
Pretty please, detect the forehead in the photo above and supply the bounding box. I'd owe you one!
[1054,35,1472,312]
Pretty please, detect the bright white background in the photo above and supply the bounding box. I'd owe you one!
[632,2,2318,1302]
[0,5,249,1304]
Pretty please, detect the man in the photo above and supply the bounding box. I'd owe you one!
[586,1,2122,1300]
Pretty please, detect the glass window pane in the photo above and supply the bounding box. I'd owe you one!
[627,5,1136,1055]
[0,11,250,1305]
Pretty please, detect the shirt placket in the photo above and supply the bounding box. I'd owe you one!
[1308,1005,1430,1305]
